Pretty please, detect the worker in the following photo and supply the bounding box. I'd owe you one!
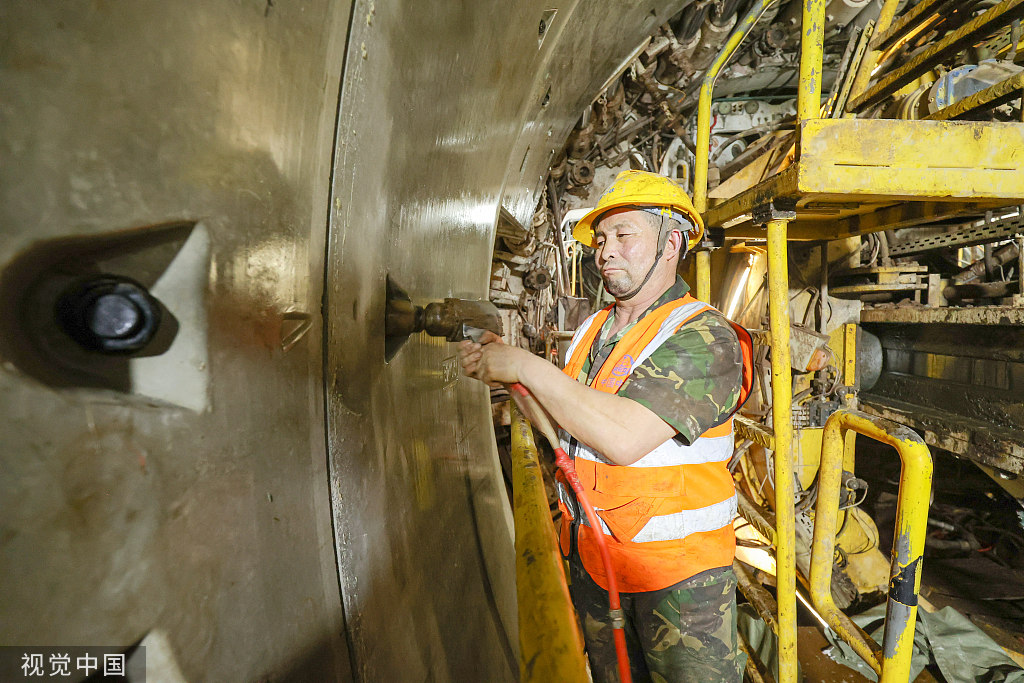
[458,169,753,683]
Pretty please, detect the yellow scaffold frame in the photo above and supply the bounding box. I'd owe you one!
[689,0,959,679]
[512,0,1024,675]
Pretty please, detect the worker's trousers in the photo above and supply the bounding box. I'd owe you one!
[567,556,744,683]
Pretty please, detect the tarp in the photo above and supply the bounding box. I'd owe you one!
[738,603,1024,682]
[823,604,1024,682]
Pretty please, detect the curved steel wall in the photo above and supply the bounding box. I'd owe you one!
[1,1,686,680]
[0,2,352,680]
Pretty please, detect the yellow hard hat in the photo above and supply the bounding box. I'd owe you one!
[572,170,704,250]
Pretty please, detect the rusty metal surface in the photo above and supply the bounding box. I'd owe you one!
[734,560,779,635]
[869,0,953,50]
[861,304,1024,325]
[862,319,1024,431]
[886,209,1024,257]
[859,312,1024,475]
[737,489,778,544]
[736,415,777,452]
[0,1,353,680]
[861,398,1024,476]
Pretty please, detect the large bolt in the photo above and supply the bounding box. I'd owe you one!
[56,275,162,353]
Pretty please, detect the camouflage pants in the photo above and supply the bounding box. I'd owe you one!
[568,558,744,683]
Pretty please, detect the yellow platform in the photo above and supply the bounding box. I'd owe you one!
[705,118,1024,241]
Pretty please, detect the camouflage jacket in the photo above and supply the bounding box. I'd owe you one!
[574,276,744,445]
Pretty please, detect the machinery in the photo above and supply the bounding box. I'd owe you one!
[498,0,1024,679]
[2,0,1023,681]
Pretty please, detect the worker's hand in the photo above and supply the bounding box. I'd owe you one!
[458,331,529,387]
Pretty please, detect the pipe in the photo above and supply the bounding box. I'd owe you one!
[943,279,1020,300]
[1018,235,1024,295]
[819,243,829,333]
[693,0,780,215]
[766,218,798,683]
[510,403,591,683]
[953,241,1019,284]
[509,383,632,683]
[709,117,796,162]
[548,177,571,296]
[876,230,890,265]
[691,11,739,72]
[672,3,709,42]
[810,421,883,675]
[798,0,828,122]
[810,409,933,682]
[691,0,781,309]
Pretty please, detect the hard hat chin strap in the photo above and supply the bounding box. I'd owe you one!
[610,215,690,301]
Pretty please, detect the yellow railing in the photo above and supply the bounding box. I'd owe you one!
[510,403,590,683]
[691,0,782,304]
[810,409,933,683]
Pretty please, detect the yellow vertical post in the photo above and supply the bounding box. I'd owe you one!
[696,250,712,302]
[843,323,857,386]
[798,0,827,122]
[766,218,798,682]
[694,79,714,215]
[847,0,904,104]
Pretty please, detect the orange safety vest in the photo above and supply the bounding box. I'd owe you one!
[557,293,754,593]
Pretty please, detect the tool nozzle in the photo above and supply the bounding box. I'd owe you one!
[384,275,502,361]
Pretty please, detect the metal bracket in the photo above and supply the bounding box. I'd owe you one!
[697,226,726,251]
[751,199,797,226]
[608,608,626,629]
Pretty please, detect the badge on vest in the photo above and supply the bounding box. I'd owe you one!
[600,353,634,391]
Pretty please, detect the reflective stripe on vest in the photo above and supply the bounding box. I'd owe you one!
[559,427,734,467]
[557,481,737,543]
[557,293,750,593]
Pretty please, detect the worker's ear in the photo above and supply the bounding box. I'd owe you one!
[661,228,684,261]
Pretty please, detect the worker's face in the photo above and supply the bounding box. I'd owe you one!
[593,208,660,297]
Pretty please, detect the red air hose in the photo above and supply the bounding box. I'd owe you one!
[509,382,632,683]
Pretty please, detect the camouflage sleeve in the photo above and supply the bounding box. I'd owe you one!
[619,310,743,445]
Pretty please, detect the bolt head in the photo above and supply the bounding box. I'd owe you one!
[87,294,143,339]
[56,275,162,354]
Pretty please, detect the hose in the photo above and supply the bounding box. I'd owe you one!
[508,382,632,683]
